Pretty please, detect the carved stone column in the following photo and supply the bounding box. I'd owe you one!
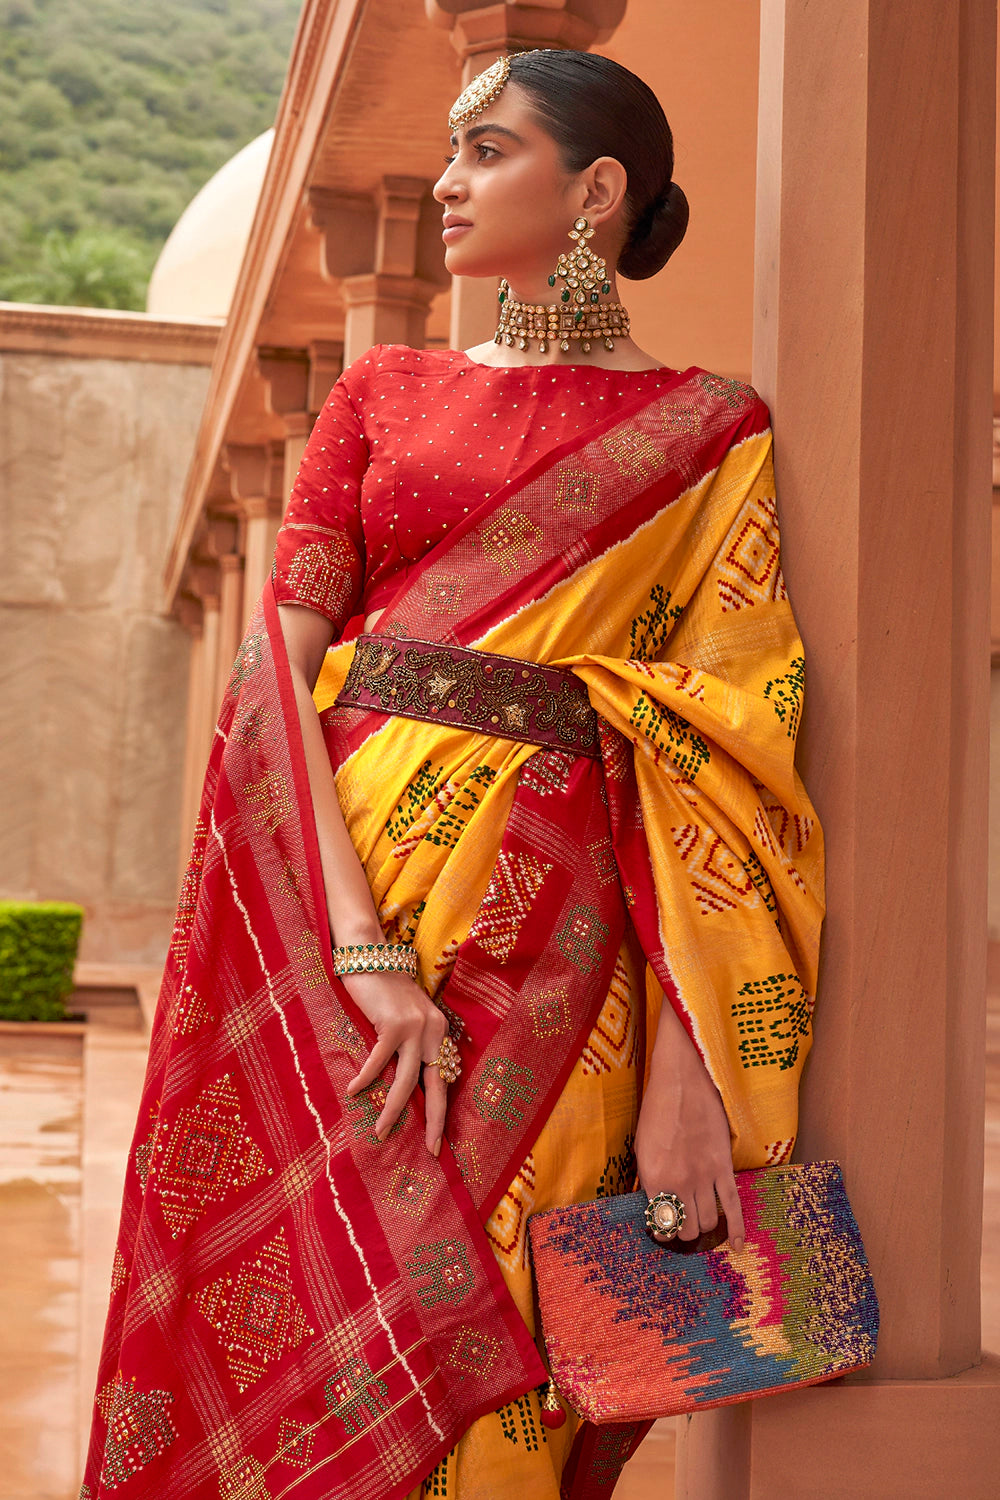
[224,442,284,625]
[425,0,628,349]
[174,593,206,882]
[426,0,627,63]
[208,521,244,709]
[257,340,345,496]
[188,558,222,770]
[677,1,1000,1494]
[309,177,449,365]
[308,339,344,415]
[992,420,1000,668]
[338,274,439,365]
[172,561,221,882]
[257,346,311,498]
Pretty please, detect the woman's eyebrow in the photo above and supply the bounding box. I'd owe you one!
[448,122,527,148]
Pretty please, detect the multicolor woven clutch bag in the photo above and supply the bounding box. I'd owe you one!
[527,1161,879,1423]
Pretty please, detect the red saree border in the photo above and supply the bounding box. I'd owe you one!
[264,576,546,1376]
[81,584,549,1500]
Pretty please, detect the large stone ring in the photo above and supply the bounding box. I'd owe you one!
[425,1034,462,1085]
[644,1191,686,1241]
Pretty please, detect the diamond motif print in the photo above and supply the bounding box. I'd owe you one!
[153,1074,270,1237]
[190,1226,315,1392]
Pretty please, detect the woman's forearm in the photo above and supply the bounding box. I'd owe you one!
[636,985,744,1248]
[648,986,714,1083]
[288,663,384,946]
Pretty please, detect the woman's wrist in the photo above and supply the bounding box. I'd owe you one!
[648,998,707,1076]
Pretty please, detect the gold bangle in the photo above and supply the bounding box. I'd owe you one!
[331,942,418,979]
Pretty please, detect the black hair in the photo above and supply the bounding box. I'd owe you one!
[507,49,688,280]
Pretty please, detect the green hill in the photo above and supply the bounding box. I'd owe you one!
[0,0,302,309]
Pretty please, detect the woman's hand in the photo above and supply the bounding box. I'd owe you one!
[341,970,450,1156]
[635,1003,745,1251]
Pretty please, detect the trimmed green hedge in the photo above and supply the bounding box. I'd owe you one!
[0,901,84,1021]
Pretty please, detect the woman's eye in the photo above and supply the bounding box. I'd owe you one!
[442,145,498,165]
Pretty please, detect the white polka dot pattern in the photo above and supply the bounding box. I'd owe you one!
[271,343,675,633]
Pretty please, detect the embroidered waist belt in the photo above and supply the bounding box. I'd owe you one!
[336,633,600,758]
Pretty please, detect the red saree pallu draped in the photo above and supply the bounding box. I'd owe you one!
[80,367,824,1500]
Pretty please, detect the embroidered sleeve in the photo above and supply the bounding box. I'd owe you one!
[271,358,371,633]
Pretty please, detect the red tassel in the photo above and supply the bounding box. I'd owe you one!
[540,1379,566,1429]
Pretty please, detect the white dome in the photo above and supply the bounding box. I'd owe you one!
[146,130,273,320]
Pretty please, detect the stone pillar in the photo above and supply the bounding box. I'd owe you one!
[189,560,222,778]
[225,442,284,625]
[992,420,1000,663]
[257,340,345,497]
[257,346,310,496]
[425,0,628,350]
[280,412,312,503]
[676,2,1000,1495]
[175,594,206,881]
[214,549,244,709]
[172,564,221,885]
[307,339,344,415]
[308,177,449,366]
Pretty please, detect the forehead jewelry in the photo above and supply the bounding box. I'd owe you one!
[496,215,630,355]
[449,54,511,131]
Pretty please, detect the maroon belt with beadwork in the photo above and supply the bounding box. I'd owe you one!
[335,633,600,758]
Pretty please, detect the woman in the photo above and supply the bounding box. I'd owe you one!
[81,49,823,1500]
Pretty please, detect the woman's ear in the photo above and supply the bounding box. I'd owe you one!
[581,156,628,225]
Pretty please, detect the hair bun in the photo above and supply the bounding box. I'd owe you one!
[619,181,690,281]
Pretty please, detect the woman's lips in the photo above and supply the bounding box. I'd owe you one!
[442,223,473,241]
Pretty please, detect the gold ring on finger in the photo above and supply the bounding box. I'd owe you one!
[424,1033,462,1085]
[644,1191,686,1241]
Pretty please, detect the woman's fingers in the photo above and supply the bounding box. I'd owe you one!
[649,1179,745,1251]
[675,1187,701,1242]
[339,979,452,1148]
[693,1187,719,1237]
[421,1014,450,1155]
[374,1044,422,1138]
[346,1035,397,1096]
[422,1061,448,1156]
[716,1171,745,1251]
[649,1181,726,1245]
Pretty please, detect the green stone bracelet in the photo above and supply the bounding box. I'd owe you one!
[331,942,418,979]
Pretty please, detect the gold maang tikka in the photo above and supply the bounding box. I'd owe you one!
[496,217,630,355]
[448,55,511,131]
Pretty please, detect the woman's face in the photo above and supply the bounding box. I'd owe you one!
[432,82,593,288]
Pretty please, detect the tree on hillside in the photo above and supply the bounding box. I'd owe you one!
[3,229,154,310]
[0,0,301,310]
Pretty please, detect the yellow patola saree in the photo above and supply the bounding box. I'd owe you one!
[81,365,822,1500]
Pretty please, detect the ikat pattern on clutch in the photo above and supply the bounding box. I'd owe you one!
[528,1162,878,1423]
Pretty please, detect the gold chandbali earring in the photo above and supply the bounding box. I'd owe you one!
[495,216,630,355]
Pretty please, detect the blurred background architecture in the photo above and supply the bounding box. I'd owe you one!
[0,0,998,1496]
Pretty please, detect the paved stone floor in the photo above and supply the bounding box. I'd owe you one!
[2,975,998,1500]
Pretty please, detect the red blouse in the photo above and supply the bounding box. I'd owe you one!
[271,342,677,634]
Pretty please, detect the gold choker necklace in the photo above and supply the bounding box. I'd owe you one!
[494,279,630,355]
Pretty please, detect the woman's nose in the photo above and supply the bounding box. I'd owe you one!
[433,165,465,204]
